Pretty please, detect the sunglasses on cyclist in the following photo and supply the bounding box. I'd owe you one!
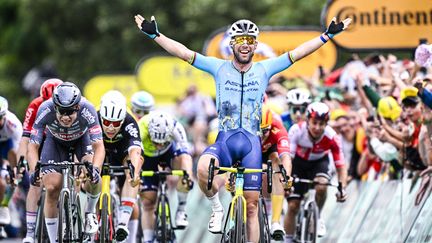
[132,107,148,116]
[261,127,271,135]
[232,36,256,45]
[290,106,307,114]
[55,106,79,116]
[102,119,122,128]
[153,141,170,147]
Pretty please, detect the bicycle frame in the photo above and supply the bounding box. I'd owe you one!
[207,158,272,242]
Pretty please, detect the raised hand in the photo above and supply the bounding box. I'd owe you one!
[134,15,160,39]
[325,17,352,38]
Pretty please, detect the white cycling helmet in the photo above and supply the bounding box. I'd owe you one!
[100,90,127,122]
[286,88,312,105]
[228,19,259,38]
[0,96,8,116]
[148,111,174,144]
[306,102,330,121]
[131,91,155,113]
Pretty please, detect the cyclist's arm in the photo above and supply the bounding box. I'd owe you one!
[330,133,348,187]
[27,142,40,170]
[289,35,330,63]
[91,139,105,169]
[128,146,143,175]
[280,153,292,176]
[336,164,348,188]
[154,34,195,63]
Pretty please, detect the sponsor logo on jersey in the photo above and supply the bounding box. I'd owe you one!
[81,108,96,124]
[89,125,102,135]
[23,108,34,129]
[125,123,138,138]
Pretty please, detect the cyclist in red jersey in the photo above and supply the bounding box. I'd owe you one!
[260,104,292,240]
[18,78,63,243]
[284,102,347,242]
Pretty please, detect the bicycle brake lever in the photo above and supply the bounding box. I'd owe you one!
[84,161,94,182]
[127,160,135,179]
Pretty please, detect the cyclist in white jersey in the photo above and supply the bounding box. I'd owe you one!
[284,102,348,242]
[0,96,22,225]
[134,15,351,242]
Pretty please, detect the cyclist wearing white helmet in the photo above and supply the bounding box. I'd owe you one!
[137,111,193,243]
[281,88,312,131]
[285,102,347,241]
[0,96,22,226]
[28,82,105,242]
[135,13,351,241]
[98,90,144,242]
[130,91,155,120]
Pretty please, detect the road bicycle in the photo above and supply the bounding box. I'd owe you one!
[141,164,191,243]
[39,149,93,243]
[292,177,343,243]
[207,158,273,243]
[96,159,134,243]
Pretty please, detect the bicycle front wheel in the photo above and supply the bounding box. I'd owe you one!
[35,189,48,243]
[234,198,246,243]
[156,195,167,243]
[301,202,319,243]
[58,191,71,243]
[258,197,271,243]
[100,194,110,243]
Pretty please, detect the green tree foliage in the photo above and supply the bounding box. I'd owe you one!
[0,0,325,118]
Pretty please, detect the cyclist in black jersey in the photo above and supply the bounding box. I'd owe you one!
[98,90,144,243]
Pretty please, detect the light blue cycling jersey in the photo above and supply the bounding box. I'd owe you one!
[191,53,293,135]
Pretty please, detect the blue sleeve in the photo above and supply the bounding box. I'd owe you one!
[191,53,225,76]
[258,53,293,78]
[419,89,432,109]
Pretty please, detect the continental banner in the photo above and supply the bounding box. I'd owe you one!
[203,28,338,78]
[322,0,432,50]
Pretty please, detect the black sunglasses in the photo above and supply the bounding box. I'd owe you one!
[55,106,78,116]
[290,106,307,114]
[261,127,271,134]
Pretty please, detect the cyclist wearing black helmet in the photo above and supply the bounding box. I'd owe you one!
[28,82,105,242]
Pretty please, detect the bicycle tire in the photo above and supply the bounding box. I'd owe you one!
[301,202,319,243]
[100,194,109,243]
[234,198,246,243]
[258,197,271,243]
[35,189,48,243]
[58,191,70,243]
[72,193,84,242]
[160,196,168,243]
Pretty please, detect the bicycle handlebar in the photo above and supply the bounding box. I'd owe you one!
[292,177,344,194]
[141,170,187,177]
[206,158,273,193]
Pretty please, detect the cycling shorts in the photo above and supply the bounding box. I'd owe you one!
[0,139,13,160]
[202,128,262,191]
[40,133,93,175]
[141,142,188,192]
[287,155,331,200]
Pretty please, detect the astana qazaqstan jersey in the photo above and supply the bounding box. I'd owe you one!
[191,52,293,135]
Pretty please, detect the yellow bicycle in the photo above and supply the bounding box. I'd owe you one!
[96,159,134,243]
[207,158,273,243]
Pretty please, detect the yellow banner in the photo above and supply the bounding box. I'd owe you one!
[136,56,215,103]
[203,29,338,78]
[83,75,139,106]
[323,0,432,49]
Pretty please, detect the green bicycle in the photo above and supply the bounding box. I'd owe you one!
[207,158,273,243]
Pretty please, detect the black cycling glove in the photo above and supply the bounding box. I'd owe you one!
[140,16,160,39]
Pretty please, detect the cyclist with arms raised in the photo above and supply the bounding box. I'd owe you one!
[0,96,22,226]
[284,102,348,242]
[20,78,63,243]
[138,111,194,243]
[260,104,292,240]
[134,15,351,242]
[28,82,105,242]
[98,91,144,242]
